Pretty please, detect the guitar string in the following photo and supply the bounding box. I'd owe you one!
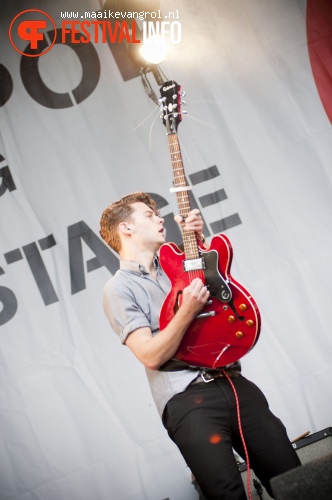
[168,134,204,283]
[167,132,208,314]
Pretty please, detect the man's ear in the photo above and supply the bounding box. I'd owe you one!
[118,222,132,235]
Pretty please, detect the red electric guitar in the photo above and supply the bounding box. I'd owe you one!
[158,81,261,369]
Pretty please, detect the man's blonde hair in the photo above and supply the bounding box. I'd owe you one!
[100,192,158,254]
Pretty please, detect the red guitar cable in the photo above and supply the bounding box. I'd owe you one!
[221,369,253,500]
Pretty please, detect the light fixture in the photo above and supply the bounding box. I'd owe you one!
[140,35,170,65]
[127,38,169,103]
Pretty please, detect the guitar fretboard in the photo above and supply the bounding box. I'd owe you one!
[167,133,200,260]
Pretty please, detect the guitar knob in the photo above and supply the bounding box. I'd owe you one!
[239,304,247,312]
[246,320,254,327]
[228,316,235,324]
[235,331,244,339]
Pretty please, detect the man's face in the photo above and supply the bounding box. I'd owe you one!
[128,202,165,250]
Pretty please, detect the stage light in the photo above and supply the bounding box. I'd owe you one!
[140,35,170,64]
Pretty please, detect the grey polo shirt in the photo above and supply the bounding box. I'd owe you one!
[102,258,200,416]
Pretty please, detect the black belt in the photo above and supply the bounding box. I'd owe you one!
[196,368,240,384]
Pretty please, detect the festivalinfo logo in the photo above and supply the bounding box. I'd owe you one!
[9,8,181,57]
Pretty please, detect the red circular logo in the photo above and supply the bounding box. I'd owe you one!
[9,9,57,57]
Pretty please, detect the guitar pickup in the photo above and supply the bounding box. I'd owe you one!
[183,257,206,272]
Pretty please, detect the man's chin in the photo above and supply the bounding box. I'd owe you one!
[156,239,165,250]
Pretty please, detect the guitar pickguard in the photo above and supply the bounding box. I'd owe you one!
[201,250,245,321]
[202,249,232,302]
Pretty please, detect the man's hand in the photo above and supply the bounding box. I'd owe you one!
[174,208,203,233]
[174,208,208,248]
[181,278,210,317]
[174,208,206,244]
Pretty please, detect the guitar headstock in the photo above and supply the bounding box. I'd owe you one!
[159,80,185,134]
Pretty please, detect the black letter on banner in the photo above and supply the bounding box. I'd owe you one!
[20,29,100,109]
[0,286,18,326]
[22,243,59,305]
[0,164,17,196]
[0,64,13,107]
[189,166,241,233]
[68,221,119,294]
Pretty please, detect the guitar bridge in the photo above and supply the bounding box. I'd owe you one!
[183,257,205,272]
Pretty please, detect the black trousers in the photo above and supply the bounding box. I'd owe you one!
[162,374,301,500]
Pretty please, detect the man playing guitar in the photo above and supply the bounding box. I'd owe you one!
[100,192,300,499]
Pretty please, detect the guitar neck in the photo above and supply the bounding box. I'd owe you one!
[167,133,200,260]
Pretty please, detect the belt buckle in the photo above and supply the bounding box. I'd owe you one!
[201,371,216,383]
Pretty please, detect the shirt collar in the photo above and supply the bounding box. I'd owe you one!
[120,255,160,276]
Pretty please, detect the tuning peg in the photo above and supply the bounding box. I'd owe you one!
[182,110,188,115]
[181,100,186,105]
[158,97,166,103]
[181,91,186,97]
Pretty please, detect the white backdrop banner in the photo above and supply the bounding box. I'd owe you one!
[1,0,332,499]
